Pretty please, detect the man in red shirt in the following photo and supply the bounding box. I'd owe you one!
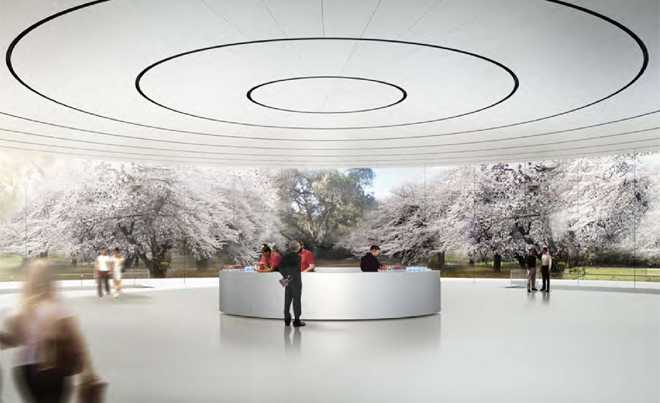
[296,241,315,272]
[257,244,281,272]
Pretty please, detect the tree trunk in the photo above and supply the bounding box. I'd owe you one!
[493,253,502,272]
[150,264,168,278]
[137,252,169,278]
[124,253,133,269]
[71,258,78,266]
[124,253,139,269]
[144,258,168,278]
[196,258,210,270]
[435,252,445,270]
[469,257,475,267]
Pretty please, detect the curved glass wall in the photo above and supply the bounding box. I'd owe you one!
[0,150,658,284]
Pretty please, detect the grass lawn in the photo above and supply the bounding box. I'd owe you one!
[580,267,660,282]
[1,254,658,282]
[0,254,23,271]
[440,262,519,279]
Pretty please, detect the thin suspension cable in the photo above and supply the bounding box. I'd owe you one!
[197,0,249,40]
[437,0,516,44]
[397,0,447,40]
[261,0,288,38]
[321,0,325,37]
[321,0,383,110]
[388,0,509,78]
[260,0,300,60]
[337,0,383,76]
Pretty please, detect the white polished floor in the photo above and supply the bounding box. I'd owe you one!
[1,279,658,403]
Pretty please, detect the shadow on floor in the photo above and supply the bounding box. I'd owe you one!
[507,285,659,295]
[78,292,155,304]
[0,284,153,295]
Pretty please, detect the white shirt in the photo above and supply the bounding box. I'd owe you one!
[96,255,110,271]
[112,256,124,273]
[541,254,552,268]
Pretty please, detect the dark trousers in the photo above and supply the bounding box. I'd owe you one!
[284,281,302,321]
[15,365,71,403]
[541,265,550,290]
[97,271,110,297]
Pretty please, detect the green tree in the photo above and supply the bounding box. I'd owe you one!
[277,169,376,250]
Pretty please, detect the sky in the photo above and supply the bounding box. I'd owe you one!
[370,153,660,200]
[369,167,428,200]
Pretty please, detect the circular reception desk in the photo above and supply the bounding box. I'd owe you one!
[219,267,441,320]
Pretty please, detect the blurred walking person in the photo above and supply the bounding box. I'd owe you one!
[95,248,111,298]
[0,260,99,403]
[111,248,125,298]
[525,248,538,293]
[540,247,552,292]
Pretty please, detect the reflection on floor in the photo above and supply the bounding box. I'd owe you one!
[0,284,152,295]
[1,281,658,403]
[508,284,660,295]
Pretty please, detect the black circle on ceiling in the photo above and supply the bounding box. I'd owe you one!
[246,76,408,114]
[2,0,650,144]
[136,37,518,130]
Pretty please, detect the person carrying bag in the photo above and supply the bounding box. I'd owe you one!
[0,261,106,403]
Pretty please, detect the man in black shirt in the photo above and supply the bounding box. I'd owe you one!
[279,240,306,327]
[360,245,382,272]
[525,248,538,293]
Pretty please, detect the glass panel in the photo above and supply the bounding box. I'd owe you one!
[1,150,658,284]
[636,151,660,283]
[573,154,637,286]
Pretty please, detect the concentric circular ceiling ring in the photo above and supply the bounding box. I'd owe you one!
[136,37,518,129]
[1,126,656,164]
[1,110,657,156]
[3,0,649,143]
[246,76,408,114]
[2,136,658,167]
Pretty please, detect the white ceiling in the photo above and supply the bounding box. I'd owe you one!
[0,0,658,167]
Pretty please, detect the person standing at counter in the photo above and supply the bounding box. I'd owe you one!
[257,244,281,273]
[296,240,315,273]
[360,245,382,272]
[279,240,313,327]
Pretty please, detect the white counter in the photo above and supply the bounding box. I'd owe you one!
[219,268,441,320]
